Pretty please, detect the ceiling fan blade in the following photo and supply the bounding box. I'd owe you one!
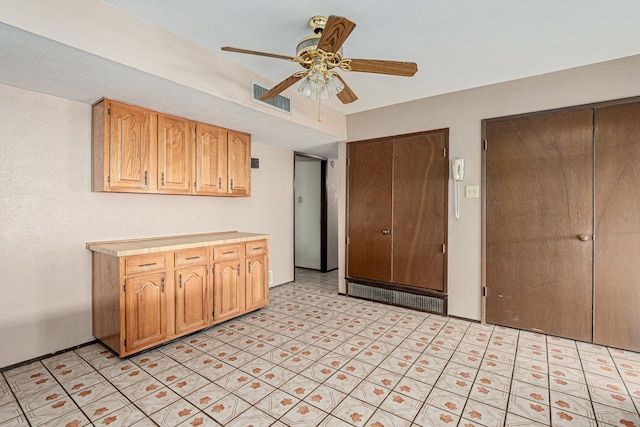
[259,73,305,101]
[221,46,296,61]
[347,59,418,77]
[317,15,356,54]
[334,74,358,104]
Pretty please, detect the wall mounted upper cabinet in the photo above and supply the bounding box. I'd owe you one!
[92,98,251,197]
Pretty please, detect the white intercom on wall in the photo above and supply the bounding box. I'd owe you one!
[452,159,465,219]
[453,158,465,181]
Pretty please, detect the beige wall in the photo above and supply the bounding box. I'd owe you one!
[341,54,640,320]
[0,84,294,368]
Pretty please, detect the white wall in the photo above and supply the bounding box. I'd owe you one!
[341,54,640,320]
[326,159,339,271]
[294,160,321,269]
[0,84,294,368]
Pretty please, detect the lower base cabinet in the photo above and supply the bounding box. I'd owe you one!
[88,233,269,357]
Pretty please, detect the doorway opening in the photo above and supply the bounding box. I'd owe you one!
[294,153,338,273]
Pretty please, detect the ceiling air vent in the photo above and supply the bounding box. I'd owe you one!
[251,81,292,113]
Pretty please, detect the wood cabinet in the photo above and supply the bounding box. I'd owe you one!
[245,244,269,311]
[92,99,251,197]
[158,114,192,194]
[88,232,269,357]
[347,130,449,303]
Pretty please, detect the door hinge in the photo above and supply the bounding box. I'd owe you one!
[484,139,488,151]
[144,171,148,186]
[443,147,447,157]
[107,175,111,186]
[237,263,240,275]
[442,244,446,254]
[194,181,197,190]
[248,263,252,274]
[124,339,127,348]
[483,287,487,297]
[108,108,111,115]
[123,284,126,292]
[161,172,165,186]
[347,158,350,166]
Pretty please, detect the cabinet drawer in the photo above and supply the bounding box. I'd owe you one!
[125,254,167,275]
[213,244,242,261]
[175,248,207,267]
[246,240,267,256]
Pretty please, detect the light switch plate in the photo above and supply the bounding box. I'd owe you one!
[465,185,480,198]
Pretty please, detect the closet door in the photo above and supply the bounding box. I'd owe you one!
[393,132,448,291]
[594,101,640,352]
[347,140,393,282]
[485,110,593,341]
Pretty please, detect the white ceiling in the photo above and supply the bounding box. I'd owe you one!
[2,1,640,157]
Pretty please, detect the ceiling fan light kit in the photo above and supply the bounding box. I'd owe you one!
[221,15,418,105]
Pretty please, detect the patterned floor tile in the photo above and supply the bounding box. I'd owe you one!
[331,396,376,427]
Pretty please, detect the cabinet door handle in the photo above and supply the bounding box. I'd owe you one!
[185,256,200,260]
[223,251,235,255]
[179,274,182,289]
[252,246,263,250]
[139,262,157,267]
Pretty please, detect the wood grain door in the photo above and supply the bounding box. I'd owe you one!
[245,254,269,311]
[485,110,593,341]
[109,101,155,191]
[594,101,640,352]
[228,131,251,196]
[393,132,448,291]
[347,140,393,282]
[125,273,167,352]
[214,260,244,322]
[175,265,208,335]
[194,123,227,195]
[158,114,192,194]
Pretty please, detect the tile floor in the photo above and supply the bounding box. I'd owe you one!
[2,269,640,426]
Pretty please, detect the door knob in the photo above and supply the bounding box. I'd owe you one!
[577,233,589,241]
[381,229,390,235]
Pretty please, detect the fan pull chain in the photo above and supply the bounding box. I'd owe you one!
[318,98,322,122]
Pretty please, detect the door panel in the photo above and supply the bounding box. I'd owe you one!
[594,102,640,351]
[125,273,167,352]
[228,131,251,196]
[485,110,593,341]
[195,123,227,195]
[347,140,393,281]
[393,132,447,291]
[175,266,208,335]
[214,260,244,322]
[158,114,191,194]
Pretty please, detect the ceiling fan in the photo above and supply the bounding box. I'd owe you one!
[221,15,418,104]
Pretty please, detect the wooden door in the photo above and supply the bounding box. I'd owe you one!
[347,140,393,281]
[125,273,167,352]
[175,265,208,335]
[214,260,244,322]
[246,254,268,311]
[158,114,192,194]
[485,110,593,341]
[109,101,156,191]
[228,131,251,196]
[393,132,448,291]
[194,123,227,195]
[594,101,640,351]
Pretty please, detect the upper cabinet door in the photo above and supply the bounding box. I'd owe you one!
[108,101,156,191]
[228,131,251,196]
[194,123,227,195]
[157,114,192,194]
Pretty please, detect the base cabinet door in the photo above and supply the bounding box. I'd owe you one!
[214,260,244,322]
[175,265,208,335]
[246,254,268,311]
[125,272,167,353]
